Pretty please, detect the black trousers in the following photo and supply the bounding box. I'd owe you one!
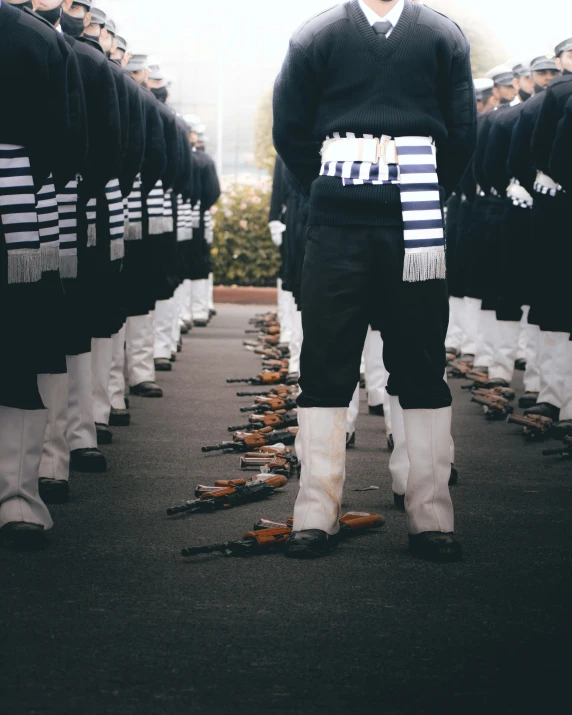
[298,225,451,411]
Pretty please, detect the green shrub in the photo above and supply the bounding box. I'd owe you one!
[211,178,281,287]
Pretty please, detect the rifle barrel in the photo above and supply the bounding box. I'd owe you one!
[181,542,230,557]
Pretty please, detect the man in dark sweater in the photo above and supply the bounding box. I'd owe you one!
[273,0,476,562]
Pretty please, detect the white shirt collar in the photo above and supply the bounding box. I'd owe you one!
[358,0,405,29]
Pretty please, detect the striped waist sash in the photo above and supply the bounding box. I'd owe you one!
[126,176,142,240]
[191,200,201,230]
[507,179,533,209]
[105,178,125,261]
[0,144,41,284]
[57,179,79,278]
[177,195,192,241]
[147,180,165,235]
[163,189,174,232]
[320,134,445,282]
[36,177,60,273]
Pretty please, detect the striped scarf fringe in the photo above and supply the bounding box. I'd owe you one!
[176,195,192,241]
[204,210,214,244]
[57,178,79,279]
[320,134,445,282]
[86,197,97,247]
[0,144,41,284]
[191,200,201,229]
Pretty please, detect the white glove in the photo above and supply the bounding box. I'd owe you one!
[269,220,286,247]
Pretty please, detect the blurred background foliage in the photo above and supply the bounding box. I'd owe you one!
[212,180,281,287]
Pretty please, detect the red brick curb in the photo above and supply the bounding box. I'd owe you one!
[213,286,277,305]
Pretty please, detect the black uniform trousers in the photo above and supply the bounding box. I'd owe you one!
[297,224,451,411]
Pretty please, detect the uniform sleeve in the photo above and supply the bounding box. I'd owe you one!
[119,78,146,197]
[141,95,167,192]
[472,112,494,193]
[531,86,561,175]
[483,120,511,196]
[437,46,477,199]
[54,40,88,191]
[549,96,572,192]
[272,40,322,197]
[269,156,285,222]
[508,111,536,195]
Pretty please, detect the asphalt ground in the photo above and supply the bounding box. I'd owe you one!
[1,303,571,715]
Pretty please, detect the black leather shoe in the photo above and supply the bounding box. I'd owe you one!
[524,402,560,421]
[359,373,366,389]
[96,423,112,445]
[519,391,538,409]
[124,396,130,409]
[346,432,356,448]
[394,493,405,511]
[0,522,46,549]
[554,420,572,440]
[39,478,69,504]
[177,339,183,352]
[284,529,337,559]
[368,404,384,416]
[449,466,458,486]
[387,434,394,451]
[409,532,463,562]
[109,408,130,427]
[209,308,217,318]
[170,352,177,363]
[130,382,163,398]
[514,358,526,371]
[194,319,208,327]
[155,358,172,371]
[180,322,190,335]
[183,320,192,332]
[70,448,107,473]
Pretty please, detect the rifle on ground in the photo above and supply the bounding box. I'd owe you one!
[466,386,516,401]
[236,386,297,398]
[181,512,385,558]
[239,396,298,413]
[202,427,298,453]
[167,474,288,516]
[542,436,572,458]
[227,370,288,386]
[228,410,298,433]
[448,360,474,378]
[471,393,513,420]
[240,452,299,478]
[507,413,553,441]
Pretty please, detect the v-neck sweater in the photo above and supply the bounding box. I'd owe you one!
[273,0,476,226]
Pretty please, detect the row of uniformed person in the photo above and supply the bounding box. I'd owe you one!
[0,0,220,548]
[445,40,572,438]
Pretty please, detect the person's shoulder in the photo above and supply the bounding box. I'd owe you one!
[547,74,572,94]
[6,3,57,48]
[291,3,348,50]
[416,4,469,53]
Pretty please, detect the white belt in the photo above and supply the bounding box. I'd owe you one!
[320,135,399,166]
[535,171,561,193]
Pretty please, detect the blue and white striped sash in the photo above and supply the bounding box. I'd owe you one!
[105,178,125,261]
[147,180,165,235]
[191,200,201,230]
[163,189,174,233]
[126,176,142,240]
[176,195,192,242]
[36,177,60,273]
[0,144,41,284]
[320,134,445,282]
[56,179,78,278]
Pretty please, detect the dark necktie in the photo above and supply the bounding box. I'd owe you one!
[373,20,392,42]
